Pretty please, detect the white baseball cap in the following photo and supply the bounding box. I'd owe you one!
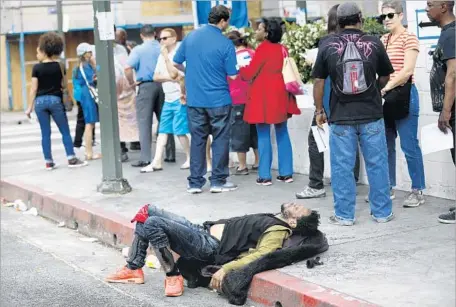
[76,43,94,56]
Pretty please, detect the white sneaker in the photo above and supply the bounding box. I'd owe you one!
[180,161,190,170]
[296,186,326,199]
[187,187,203,194]
[140,164,155,173]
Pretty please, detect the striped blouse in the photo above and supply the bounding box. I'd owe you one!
[381,31,420,83]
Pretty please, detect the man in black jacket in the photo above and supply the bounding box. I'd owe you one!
[105,203,324,299]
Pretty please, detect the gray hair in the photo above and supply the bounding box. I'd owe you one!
[381,0,404,13]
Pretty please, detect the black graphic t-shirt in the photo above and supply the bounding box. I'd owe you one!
[430,21,455,117]
[312,29,394,125]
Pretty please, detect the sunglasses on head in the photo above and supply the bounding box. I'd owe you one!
[380,13,398,21]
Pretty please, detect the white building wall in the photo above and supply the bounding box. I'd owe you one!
[238,1,455,200]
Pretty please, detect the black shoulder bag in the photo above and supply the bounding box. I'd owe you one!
[383,32,412,123]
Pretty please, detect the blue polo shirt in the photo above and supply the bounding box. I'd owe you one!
[127,39,160,82]
[173,25,238,108]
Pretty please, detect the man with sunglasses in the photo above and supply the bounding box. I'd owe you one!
[125,25,175,172]
[426,1,456,223]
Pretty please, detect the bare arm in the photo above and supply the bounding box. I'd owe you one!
[384,49,418,91]
[313,78,325,112]
[165,57,181,80]
[378,75,390,90]
[26,77,38,116]
[443,59,456,113]
[153,72,174,83]
[438,58,456,132]
[124,66,136,86]
[313,78,327,127]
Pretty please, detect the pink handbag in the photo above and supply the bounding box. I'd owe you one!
[281,46,304,96]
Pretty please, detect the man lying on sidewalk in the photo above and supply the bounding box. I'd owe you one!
[105,203,327,301]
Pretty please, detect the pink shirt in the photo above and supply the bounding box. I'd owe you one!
[229,48,255,105]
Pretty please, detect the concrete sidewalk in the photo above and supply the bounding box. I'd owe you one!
[0,116,454,307]
[1,151,454,307]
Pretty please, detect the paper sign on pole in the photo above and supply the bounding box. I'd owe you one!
[63,14,70,33]
[96,11,115,41]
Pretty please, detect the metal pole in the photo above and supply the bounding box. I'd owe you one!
[92,0,131,194]
[56,0,66,60]
[19,33,27,111]
[19,0,27,111]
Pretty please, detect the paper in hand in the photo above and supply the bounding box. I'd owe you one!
[421,123,454,155]
[311,123,330,153]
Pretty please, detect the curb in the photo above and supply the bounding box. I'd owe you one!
[1,178,378,307]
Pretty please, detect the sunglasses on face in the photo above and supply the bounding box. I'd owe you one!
[158,36,172,42]
[380,13,398,21]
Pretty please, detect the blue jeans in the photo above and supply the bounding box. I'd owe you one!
[330,119,393,221]
[256,121,293,180]
[386,85,425,190]
[34,95,75,162]
[130,206,219,266]
[187,105,232,188]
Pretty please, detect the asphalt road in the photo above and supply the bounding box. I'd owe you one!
[0,208,239,307]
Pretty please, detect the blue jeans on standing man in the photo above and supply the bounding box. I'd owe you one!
[386,85,426,190]
[256,121,293,180]
[330,119,393,222]
[187,105,232,188]
[35,95,75,162]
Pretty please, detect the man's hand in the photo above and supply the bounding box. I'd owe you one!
[315,111,327,128]
[438,109,452,133]
[209,268,226,291]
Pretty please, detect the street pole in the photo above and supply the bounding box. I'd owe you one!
[56,1,66,64]
[92,0,132,194]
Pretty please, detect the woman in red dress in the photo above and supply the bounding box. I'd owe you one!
[240,18,301,186]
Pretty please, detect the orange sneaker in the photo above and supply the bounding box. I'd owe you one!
[164,275,184,297]
[105,266,144,284]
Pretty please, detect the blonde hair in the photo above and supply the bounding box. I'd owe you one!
[161,28,177,38]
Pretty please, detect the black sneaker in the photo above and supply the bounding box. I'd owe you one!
[68,158,88,168]
[234,167,249,176]
[277,175,294,183]
[131,161,150,167]
[164,158,176,163]
[438,207,456,224]
[256,178,272,186]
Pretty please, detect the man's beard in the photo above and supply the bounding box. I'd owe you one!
[280,203,290,219]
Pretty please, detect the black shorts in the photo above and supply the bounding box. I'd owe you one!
[230,104,258,153]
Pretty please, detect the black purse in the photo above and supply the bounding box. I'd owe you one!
[382,33,412,123]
